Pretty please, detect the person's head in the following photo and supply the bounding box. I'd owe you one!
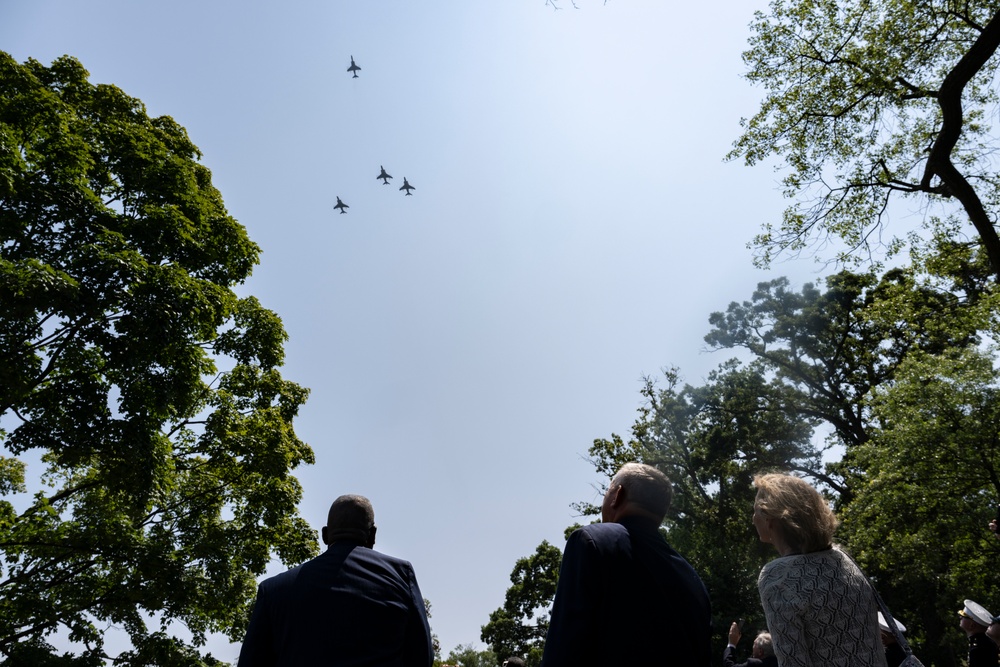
[959,599,993,637]
[752,473,838,554]
[752,632,774,659]
[502,658,526,667]
[988,616,1000,643]
[322,494,376,548]
[601,463,673,523]
[878,611,905,646]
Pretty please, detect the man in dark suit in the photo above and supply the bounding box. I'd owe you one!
[540,463,711,667]
[237,495,433,667]
[724,622,778,667]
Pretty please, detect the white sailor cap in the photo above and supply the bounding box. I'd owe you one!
[878,611,906,634]
[959,599,994,627]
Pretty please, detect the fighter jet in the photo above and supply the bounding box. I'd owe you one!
[347,56,361,78]
[399,178,415,196]
[377,166,393,185]
[334,197,349,214]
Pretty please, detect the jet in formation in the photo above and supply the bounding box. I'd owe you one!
[377,166,392,185]
[347,56,361,78]
[399,178,415,196]
[334,197,349,214]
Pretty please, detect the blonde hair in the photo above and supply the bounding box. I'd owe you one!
[753,473,838,554]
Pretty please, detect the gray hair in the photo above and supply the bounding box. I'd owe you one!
[612,463,673,519]
[753,632,774,658]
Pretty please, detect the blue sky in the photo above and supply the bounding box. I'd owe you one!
[2,0,830,660]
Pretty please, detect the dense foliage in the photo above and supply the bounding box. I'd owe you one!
[438,644,498,667]
[480,540,563,666]
[0,53,315,665]
[485,258,1000,664]
[730,0,1000,278]
[840,346,1000,664]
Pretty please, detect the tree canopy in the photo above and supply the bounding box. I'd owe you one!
[438,643,498,667]
[839,346,1000,665]
[480,540,563,666]
[485,261,1000,664]
[730,0,1000,278]
[0,52,315,665]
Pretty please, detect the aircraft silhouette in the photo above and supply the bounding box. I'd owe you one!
[347,56,361,78]
[377,166,393,185]
[334,197,349,214]
[399,178,415,196]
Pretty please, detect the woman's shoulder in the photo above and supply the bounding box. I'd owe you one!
[759,549,841,581]
[758,553,801,585]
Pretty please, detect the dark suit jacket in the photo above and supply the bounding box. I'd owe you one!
[969,633,999,667]
[884,642,906,667]
[723,645,778,667]
[540,516,711,667]
[237,541,433,667]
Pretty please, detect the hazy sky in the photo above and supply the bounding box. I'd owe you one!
[2,0,830,660]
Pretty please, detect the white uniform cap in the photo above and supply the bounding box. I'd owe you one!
[878,611,906,634]
[959,599,994,627]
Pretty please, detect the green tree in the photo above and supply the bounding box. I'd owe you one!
[591,267,992,660]
[583,362,818,656]
[439,643,497,667]
[480,540,563,666]
[839,347,1000,665]
[704,268,982,500]
[678,267,997,663]
[484,265,996,663]
[730,0,1000,278]
[0,52,315,665]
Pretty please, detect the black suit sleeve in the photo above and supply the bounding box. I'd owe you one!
[237,583,278,667]
[402,562,434,667]
[723,645,756,667]
[541,529,600,667]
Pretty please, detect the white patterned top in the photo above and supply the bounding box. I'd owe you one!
[758,547,888,667]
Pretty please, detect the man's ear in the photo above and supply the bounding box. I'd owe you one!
[609,483,626,509]
[367,525,377,548]
[321,526,329,545]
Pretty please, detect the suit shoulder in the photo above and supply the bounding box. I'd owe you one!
[360,548,414,568]
[569,522,630,551]
[379,550,413,567]
[349,547,418,582]
[573,521,627,537]
[257,559,309,593]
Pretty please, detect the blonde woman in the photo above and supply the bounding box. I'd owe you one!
[753,473,886,667]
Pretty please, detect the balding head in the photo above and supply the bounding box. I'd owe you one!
[321,495,376,548]
[602,463,673,523]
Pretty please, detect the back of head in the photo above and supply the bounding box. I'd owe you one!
[503,658,526,667]
[325,494,376,545]
[613,463,673,520]
[753,473,838,553]
[753,632,774,658]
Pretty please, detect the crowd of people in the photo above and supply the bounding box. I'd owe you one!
[232,466,997,667]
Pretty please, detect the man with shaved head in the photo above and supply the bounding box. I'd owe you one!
[541,463,711,667]
[238,495,433,667]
